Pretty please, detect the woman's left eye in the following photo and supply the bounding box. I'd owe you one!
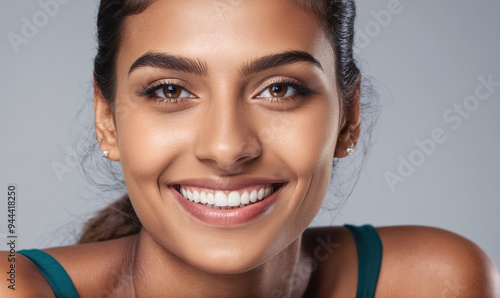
[154,84,194,99]
[257,84,297,98]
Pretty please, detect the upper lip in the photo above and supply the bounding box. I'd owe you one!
[168,177,287,191]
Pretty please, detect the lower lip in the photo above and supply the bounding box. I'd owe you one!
[170,185,285,227]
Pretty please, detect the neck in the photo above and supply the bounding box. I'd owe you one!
[125,229,312,297]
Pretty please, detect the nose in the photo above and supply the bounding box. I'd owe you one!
[194,98,261,173]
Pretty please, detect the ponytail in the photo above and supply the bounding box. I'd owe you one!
[78,195,141,244]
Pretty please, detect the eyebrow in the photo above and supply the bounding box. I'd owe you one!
[239,50,323,77]
[128,52,208,77]
[128,50,323,78]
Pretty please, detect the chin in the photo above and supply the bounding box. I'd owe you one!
[181,244,271,275]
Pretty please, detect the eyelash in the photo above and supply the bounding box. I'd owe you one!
[256,78,316,104]
[138,79,193,104]
[138,78,316,104]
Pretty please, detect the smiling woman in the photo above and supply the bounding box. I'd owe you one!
[2,0,499,297]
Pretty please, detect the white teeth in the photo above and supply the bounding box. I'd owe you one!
[207,193,215,204]
[228,191,240,207]
[214,192,228,207]
[265,188,271,197]
[257,188,265,201]
[241,191,249,204]
[200,191,208,204]
[249,190,257,203]
[193,191,200,203]
[178,185,277,208]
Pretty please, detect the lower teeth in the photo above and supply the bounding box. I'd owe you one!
[201,202,251,209]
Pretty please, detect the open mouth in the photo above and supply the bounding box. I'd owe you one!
[171,183,285,210]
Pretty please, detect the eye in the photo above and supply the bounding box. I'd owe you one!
[138,80,197,104]
[257,84,297,98]
[154,84,194,99]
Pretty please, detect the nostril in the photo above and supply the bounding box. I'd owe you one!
[194,127,262,172]
[202,153,260,175]
[234,154,256,165]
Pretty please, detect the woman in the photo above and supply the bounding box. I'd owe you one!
[4,0,499,296]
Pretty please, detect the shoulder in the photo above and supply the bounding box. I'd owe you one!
[0,234,137,297]
[42,234,138,296]
[0,250,55,296]
[375,225,500,297]
[303,225,500,297]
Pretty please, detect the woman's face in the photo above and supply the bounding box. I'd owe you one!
[102,0,342,273]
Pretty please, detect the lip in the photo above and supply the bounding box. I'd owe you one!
[168,179,286,227]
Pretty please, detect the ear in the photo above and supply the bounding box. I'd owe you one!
[334,80,361,158]
[94,78,120,161]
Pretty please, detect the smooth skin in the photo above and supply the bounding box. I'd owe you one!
[2,0,499,297]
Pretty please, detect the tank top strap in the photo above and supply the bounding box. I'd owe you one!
[344,224,383,298]
[17,249,79,298]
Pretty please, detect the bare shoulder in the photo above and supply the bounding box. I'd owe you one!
[375,225,500,297]
[0,250,55,297]
[0,235,137,297]
[43,234,138,296]
[302,225,500,297]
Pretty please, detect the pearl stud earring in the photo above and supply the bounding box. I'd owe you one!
[102,150,109,158]
[346,145,354,156]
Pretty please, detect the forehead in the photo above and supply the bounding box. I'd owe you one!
[118,0,333,75]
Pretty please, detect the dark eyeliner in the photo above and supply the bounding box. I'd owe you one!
[258,78,318,102]
[136,79,191,99]
[280,81,316,96]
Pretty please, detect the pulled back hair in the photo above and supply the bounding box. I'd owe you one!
[79,0,368,244]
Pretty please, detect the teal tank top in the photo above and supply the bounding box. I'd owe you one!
[18,224,382,298]
[17,249,78,298]
[345,224,383,298]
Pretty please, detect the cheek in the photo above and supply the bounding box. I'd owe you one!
[268,98,339,226]
[265,101,339,179]
[114,102,189,187]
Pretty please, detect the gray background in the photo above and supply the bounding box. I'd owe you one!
[1,0,499,269]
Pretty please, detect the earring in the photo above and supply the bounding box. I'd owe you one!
[102,150,109,158]
[346,145,354,156]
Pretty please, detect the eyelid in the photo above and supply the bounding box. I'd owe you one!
[253,77,316,99]
[138,77,316,101]
[137,78,197,98]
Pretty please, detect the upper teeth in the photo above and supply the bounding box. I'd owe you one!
[179,186,274,208]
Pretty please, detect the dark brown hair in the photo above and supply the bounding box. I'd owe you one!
[79,0,363,244]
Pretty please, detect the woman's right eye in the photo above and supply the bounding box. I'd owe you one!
[154,84,194,99]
